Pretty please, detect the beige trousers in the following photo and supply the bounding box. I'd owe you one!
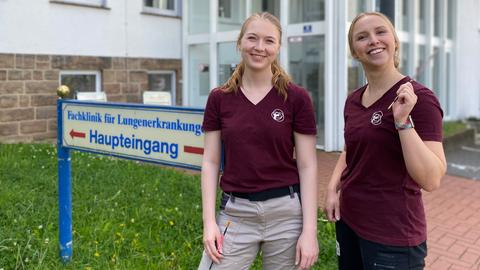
[198,192,303,270]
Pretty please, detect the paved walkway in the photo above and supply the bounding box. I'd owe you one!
[316,151,480,270]
[424,175,480,269]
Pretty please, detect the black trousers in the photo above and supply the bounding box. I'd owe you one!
[335,219,427,270]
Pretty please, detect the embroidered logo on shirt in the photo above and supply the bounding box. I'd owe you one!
[271,109,285,122]
[371,111,383,125]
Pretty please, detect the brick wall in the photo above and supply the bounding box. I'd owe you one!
[0,53,182,143]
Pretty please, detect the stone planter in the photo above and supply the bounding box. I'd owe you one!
[466,119,480,132]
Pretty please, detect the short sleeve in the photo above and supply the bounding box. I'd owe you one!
[202,89,222,132]
[292,86,317,135]
[411,88,443,142]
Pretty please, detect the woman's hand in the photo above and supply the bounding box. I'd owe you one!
[203,220,224,264]
[392,82,417,123]
[324,188,340,222]
[295,230,319,269]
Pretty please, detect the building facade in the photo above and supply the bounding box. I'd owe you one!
[0,0,182,142]
[182,0,480,151]
[1,0,479,151]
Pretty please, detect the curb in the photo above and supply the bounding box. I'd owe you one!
[443,128,475,153]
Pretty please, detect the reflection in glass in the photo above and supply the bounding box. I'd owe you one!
[218,42,240,85]
[189,44,210,97]
[148,73,175,104]
[148,73,172,92]
[348,0,367,21]
[145,0,174,9]
[446,52,451,114]
[188,0,209,34]
[252,0,280,18]
[290,0,325,23]
[348,56,365,93]
[432,47,441,98]
[415,45,427,85]
[218,0,245,32]
[400,42,409,75]
[434,0,441,37]
[61,74,97,99]
[417,0,427,34]
[374,0,395,23]
[400,0,409,31]
[447,0,455,39]
[288,35,325,145]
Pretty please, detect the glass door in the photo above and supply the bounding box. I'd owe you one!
[188,44,210,107]
[288,35,325,146]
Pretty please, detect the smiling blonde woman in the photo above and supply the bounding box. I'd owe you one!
[198,12,319,270]
[324,12,447,270]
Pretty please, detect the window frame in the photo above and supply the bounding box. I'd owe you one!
[142,0,180,17]
[59,70,102,98]
[147,70,176,105]
[50,0,108,9]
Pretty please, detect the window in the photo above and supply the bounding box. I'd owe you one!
[218,0,245,31]
[375,0,395,23]
[415,45,427,84]
[290,0,325,23]
[252,0,280,18]
[218,42,240,85]
[348,0,367,21]
[188,43,210,107]
[50,0,108,8]
[218,0,231,19]
[432,47,442,98]
[417,0,427,34]
[188,0,209,34]
[400,0,409,31]
[143,0,179,16]
[288,35,326,146]
[447,0,455,39]
[147,71,176,105]
[60,71,102,99]
[400,42,410,75]
[433,0,442,37]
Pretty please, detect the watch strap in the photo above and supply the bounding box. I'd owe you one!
[395,115,414,130]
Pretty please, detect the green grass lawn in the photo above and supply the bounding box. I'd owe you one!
[0,143,337,269]
[443,120,468,138]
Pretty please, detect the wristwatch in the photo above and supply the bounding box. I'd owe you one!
[395,115,415,130]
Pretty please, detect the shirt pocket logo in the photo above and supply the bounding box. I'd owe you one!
[271,109,285,122]
[371,111,383,125]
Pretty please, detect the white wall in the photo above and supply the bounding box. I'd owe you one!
[455,0,480,118]
[0,0,181,59]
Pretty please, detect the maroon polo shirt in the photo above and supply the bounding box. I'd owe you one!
[202,84,317,193]
[340,76,443,246]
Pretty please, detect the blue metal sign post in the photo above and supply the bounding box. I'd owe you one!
[57,100,73,262]
[56,97,205,262]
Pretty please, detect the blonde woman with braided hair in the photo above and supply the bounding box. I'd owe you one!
[199,12,319,270]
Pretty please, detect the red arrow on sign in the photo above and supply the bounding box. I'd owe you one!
[69,129,86,139]
[184,145,204,155]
